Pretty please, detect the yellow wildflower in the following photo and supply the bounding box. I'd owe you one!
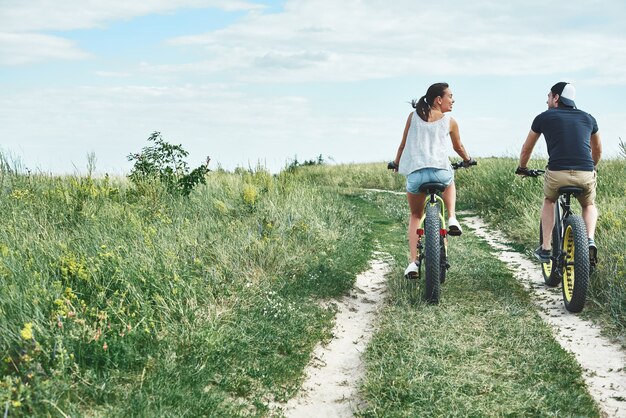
[242,184,258,206]
[20,323,33,340]
[10,189,30,200]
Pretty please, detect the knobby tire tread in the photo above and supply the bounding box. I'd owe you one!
[424,204,441,304]
[439,235,446,284]
[562,215,589,313]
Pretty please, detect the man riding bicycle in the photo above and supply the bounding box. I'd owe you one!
[515,82,602,264]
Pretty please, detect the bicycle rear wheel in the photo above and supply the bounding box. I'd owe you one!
[439,235,447,284]
[539,220,561,286]
[562,215,589,313]
[424,203,441,304]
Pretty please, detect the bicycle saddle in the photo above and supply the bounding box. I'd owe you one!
[558,186,584,195]
[419,182,446,193]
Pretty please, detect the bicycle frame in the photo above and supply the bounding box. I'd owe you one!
[416,193,448,238]
[550,192,575,269]
[415,191,448,281]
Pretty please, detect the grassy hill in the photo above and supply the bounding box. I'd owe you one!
[295,158,626,342]
[1,157,623,416]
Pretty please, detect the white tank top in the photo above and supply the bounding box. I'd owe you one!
[398,111,452,175]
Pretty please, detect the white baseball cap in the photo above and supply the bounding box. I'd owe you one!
[551,82,576,107]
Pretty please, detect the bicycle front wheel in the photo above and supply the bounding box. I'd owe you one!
[424,203,441,304]
[562,215,590,313]
[539,220,561,286]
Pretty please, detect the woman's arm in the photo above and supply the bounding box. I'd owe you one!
[449,117,471,161]
[393,113,413,166]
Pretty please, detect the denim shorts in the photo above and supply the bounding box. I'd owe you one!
[406,167,453,194]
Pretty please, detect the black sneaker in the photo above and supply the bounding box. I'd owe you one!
[534,247,551,263]
[589,241,598,268]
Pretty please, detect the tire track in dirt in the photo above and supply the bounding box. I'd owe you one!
[273,190,625,416]
[275,255,390,417]
[462,213,626,418]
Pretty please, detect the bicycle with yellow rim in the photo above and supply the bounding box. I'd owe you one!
[522,168,590,313]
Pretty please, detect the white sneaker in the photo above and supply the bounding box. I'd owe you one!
[448,217,462,236]
[404,262,418,279]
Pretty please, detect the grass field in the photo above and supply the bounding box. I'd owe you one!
[455,158,626,342]
[296,158,626,343]
[1,156,623,416]
[352,190,599,417]
[0,165,373,416]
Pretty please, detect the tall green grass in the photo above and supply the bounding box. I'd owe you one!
[305,158,626,342]
[455,158,626,341]
[3,156,623,415]
[0,164,372,416]
[285,162,405,191]
[353,191,599,417]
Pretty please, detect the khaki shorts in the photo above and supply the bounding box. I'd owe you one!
[544,169,596,206]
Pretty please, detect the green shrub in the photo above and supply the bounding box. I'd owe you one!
[127,132,209,196]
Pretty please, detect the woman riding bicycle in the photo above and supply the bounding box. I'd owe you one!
[392,82,474,278]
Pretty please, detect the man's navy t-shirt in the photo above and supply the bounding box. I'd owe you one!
[531,108,598,171]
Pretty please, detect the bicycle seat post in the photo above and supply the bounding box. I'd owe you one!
[419,182,446,203]
[561,193,572,214]
[557,186,583,217]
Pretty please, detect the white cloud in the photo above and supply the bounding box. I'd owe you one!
[0,32,89,65]
[160,0,626,84]
[2,0,625,175]
[0,0,262,67]
[0,84,371,174]
[0,0,262,32]
[3,0,625,82]
[94,71,132,78]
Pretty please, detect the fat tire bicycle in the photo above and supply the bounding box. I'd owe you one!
[521,168,591,313]
[389,160,476,304]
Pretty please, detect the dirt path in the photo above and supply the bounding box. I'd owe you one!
[278,255,390,417]
[274,199,625,417]
[462,213,626,418]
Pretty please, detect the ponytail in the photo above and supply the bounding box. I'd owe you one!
[411,82,449,122]
[411,96,430,122]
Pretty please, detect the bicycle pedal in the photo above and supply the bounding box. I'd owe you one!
[447,229,462,237]
[405,271,418,280]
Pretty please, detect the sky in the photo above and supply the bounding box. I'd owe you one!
[1,0,625,175]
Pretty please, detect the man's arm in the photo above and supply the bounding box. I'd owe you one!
[590,132,602,168]
[518,129,541,168]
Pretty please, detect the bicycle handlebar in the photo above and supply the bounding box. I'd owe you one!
[451,159,477,170]
[515,167,545,178]
[387,159,477,171]
[387,161,398,171]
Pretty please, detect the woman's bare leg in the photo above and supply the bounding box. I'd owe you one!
[407,192,426,262]
[442,181,457,219]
